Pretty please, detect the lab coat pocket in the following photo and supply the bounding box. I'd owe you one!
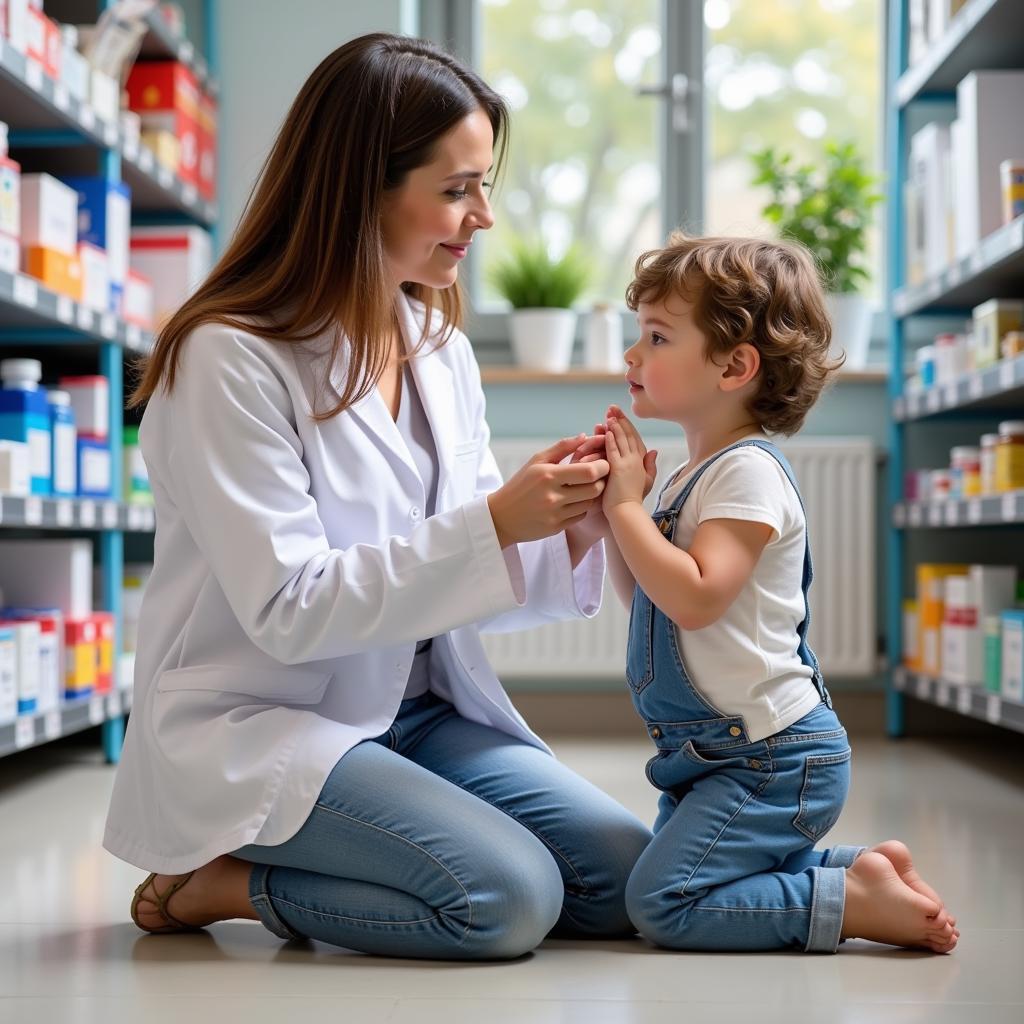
[452,439,483,499]
[156,664,332,705]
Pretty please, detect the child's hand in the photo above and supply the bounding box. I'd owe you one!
[602,407,659,503]
[569,425,613,539]
[603,411,657,511]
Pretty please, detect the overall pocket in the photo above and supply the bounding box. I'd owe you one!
[792,748,852,842]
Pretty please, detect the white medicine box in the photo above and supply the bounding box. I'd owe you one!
[20,173,79,257]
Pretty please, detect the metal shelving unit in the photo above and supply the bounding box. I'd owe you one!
[0,1,216,764]
[885,0,1024,737]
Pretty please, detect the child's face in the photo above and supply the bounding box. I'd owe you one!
[623,296,723,424]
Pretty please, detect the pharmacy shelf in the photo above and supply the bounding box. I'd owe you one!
[893,490,1024,529]
[140,7,218,97]
[894,0,1022,108]
[893,353,1024,420]
[891,666,1024,735]
[893,216,1024,318]
[0,269,153,352]
[0,496,154,533]
[0,34,216,227]
[0,685,133,759]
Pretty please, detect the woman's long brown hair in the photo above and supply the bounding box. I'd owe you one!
[129,33,508,418]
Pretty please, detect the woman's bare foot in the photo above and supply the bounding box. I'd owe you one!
[132,854,258,932]
[842,851,958,953]
[869,840,951,921]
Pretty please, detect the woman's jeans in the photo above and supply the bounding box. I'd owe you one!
[233,692,652,960]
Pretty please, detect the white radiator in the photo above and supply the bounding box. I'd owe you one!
[482,437,877,680]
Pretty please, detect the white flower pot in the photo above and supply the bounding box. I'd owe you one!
[509,308,578,372]
[826,292,873,370]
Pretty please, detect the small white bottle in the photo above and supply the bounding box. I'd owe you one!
[584,303,624,372]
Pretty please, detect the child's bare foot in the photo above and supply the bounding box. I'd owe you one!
[842,851,959,953]
[131,854,257,933]
[868,840,951,920]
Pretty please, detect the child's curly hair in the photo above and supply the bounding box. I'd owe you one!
[625,232,843,436]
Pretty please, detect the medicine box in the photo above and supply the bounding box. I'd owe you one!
[62,177,131,293]
[0,539,94,618]
[20,173,78,257]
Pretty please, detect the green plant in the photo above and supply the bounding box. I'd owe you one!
[490,241,590,309]
[750,140,883,294]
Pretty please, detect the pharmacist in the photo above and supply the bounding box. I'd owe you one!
[104,33,650,959]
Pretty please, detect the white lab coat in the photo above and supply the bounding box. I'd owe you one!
[103,294,606,873]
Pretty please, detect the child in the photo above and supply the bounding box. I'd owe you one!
[576,233,958,954]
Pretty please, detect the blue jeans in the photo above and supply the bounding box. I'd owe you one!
[233,692,652,959]
[625,702,864,952]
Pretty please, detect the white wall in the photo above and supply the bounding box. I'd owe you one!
[213,0,418,242]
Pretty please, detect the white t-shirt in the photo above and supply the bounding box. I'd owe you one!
[654,437,821,741]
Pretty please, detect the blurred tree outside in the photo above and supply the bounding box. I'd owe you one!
[477,0,881,308]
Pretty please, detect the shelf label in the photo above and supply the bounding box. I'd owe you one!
[79,106,96,130]
[893,505,906,527]
[88,697,104,725]
[909,504,923,527]
[54,84,69,111]
[44,711,61,741]
[14,717,35,750]
[76,304,94,332]
[56,295,73,323]
[968,375,985,400]
[180,41,195,63]
[1002,494,1018,522]
[968,499,983,525]
[102,502,119,529]
[926,389,940,412]
[139,148,154,172]
[123,137,139,162]
[928,503,943,526]
[106,693,121,718]
[183,183,198,206]
[13,275,38,308]
[25,58,43,92]
[100,313,117,339]
[25,497,42,525]
[126,324,142,350]
[79,500,96,528]
[936,681,950,706]
[915,675,930,699]
[956,687,972,715]
[943,383,958,407]
[1001,361,1015,391]
[103,123,118,147]
[158,167,173,189]
[56,500,73,527]
[945,502,960,526]
[986,694,1001,725]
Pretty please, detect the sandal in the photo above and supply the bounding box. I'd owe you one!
[130,871,204,934]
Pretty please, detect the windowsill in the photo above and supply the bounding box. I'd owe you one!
[480,366,889,385]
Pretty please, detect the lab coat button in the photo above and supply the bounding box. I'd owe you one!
[410,507,421,520]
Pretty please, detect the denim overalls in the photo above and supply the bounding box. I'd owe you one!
[622,439,865,953]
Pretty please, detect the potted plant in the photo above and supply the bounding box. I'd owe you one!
[751,140,883,369]
[491,241,590,372]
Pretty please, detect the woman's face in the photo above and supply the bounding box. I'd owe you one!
[381,108,496,290]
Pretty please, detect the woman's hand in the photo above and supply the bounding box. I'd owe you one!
[487,435,609,549]
[603,410,657,512]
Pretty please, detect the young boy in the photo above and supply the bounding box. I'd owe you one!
[575,233,958,954]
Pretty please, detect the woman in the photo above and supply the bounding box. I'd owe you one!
[107,32,651,959]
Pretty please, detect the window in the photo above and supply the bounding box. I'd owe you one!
[478,0,665,308]
[703,0,883,293]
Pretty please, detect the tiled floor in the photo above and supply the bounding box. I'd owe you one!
[1,724,1022,1023]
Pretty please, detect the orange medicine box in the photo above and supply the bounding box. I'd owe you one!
[90,611,114,694]
[65,616,97,697]
[23,246,82,300]
[916,564,969,676]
